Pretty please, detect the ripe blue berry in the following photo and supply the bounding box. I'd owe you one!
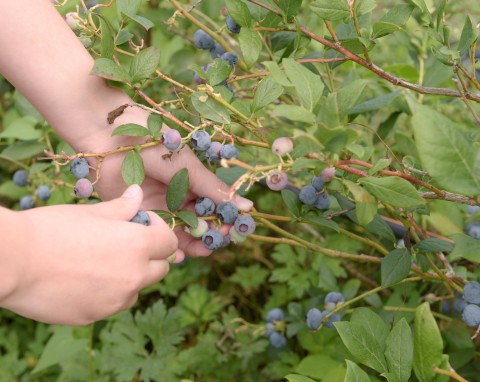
[187,219,209,238]
[130,210,151,226]
[193,29,215,50]
[191,130,211,151]
[454,298,467,313]
[266,308,285,323]
[271,137,293,157]
[265,322,275,338]
[315,192,331,210]
[299,185,318,206]
[269,331,287,348]
[221,52,238,67]
[467,205,480,214]
[462,304,480,328]
[19,195,35,210]
[266,170,288,191]
[311,177,324,192]
[70,157,89,179]
[210,42,226,58]
[195,197,216,216]
[163,129,182,152]
[206,142,223,164]
[234,214,256,236]
[324,292,345,311]
[74,178,93,198]
[220,144,239,160]
[306,308,324,330]
[319,167,335,182]
[12,169,28,187]
[324,312,340,328]
[464,281,480,304]
[36,185,51,201]
[226,16,241,34]
[466,222,480,239]
[216,202,238,224]
[202,228,224,251]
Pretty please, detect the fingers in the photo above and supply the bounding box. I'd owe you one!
[140,259,170,289]
[91,184,144,220]
[145,211,178,260]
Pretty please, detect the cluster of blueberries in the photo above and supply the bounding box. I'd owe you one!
[265,308,287,348]
[306,292,343,330]
[70,157,94,198]
[465,205,480,239]
[193,197,256,250]
[12,169,51,210]
[461,281,480,329]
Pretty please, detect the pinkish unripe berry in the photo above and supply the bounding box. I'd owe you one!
[272,137,293,157]
[266,170,288,191]
[163,129,182,152]
[74,178,93,199]
[319,166,335,182]
[65,12,81,31]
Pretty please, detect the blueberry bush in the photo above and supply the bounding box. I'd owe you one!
[1,0,480,381]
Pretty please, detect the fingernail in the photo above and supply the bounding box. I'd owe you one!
[234,195,253,211]
[122,184,141,198]
[167,252,177,264]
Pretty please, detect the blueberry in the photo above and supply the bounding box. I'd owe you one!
[130,210,150,226]
[234,214,256,236]
[191,130,211,151]
[70,157,90,179]
[19,195,35,210]
[466,222,480,239]
[221,234,231,247]
[441,300,452,314]
[206,142,223,164]
[210,43,226,58]
[464,281,480,304]
[74,178,93,198]
[195,197,216,216]
[266,170,288,191]
[299,185,318,206]
[221,52,238,67]
[324,312,340,328]
[229,225,247,244]
[269,331,287,348]
[454,298,467,313]
[201,228,224,250]
[311,176,324,192]
[194,29,215,50]
[216,202,238,224]
[462,304,480,328]
[324,292,344,311]
[187,219,208,238]
[315,192,331,210]
[220,144,239,160]
[306,308,324,330]
[36,185,51,201]
[194,72,206,85]
[12,169,28,187]
[271,137,293,157]
[163,129,182,152]
[265,322,275,338]
[266,308,285,323]
[319,167,336,182]
[467,205,480,214]
[226,16,241,34]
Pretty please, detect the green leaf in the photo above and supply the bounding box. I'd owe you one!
[411,105,480,196]
[350,91,401,114]
[385,318,413,382]
[253,77,284,112]
[122,11,154,30]
[368,158,392,175]
[335,321,388,373]
[99,18,115,58]
[278,0,303,19]
[1,141,46,160]
[458,16,475,56]
[238,28,262,68]
[91,58,130,82]
[116,0,141,19]
[206,59,232,86]
[121,150,145,186]
[111,123,149,137]
[262,61,293,87]
[282,189,301,217]
[0,116,41,140]
[372,5,414,38]
[32,327,88,374]
[283,58,323,111]
[413,303,444,382]
[176,210,198,229]
[381,248,411,286]
[350,308,389,350]
[303,214,340,232]
[359,177,425,208]
[225,0,254,27]
[449,233,480,263]
[337,80,368,117]
[344,180,377,226]
[166,168,189,213]
[310,0,350,21]
[284,374,316,382]
[272,105,316,123]
[147,114,163,139]
[129,46,160,82]
[191,92,231,124]
[345,360,371,382]
[413,238,454,253]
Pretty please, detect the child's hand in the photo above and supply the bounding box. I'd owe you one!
[0,185,179,325]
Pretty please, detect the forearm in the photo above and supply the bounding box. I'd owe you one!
[0,0,146,152]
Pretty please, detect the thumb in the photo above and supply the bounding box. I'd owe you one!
[93,184,144,220]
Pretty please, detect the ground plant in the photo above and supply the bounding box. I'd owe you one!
[0,0,480,381]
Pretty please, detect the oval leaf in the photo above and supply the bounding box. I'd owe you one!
[112,123,150,137]
[359,177,425,208]
[166,168,189,212]
[121,150,145,186]
[381,248,411,286]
